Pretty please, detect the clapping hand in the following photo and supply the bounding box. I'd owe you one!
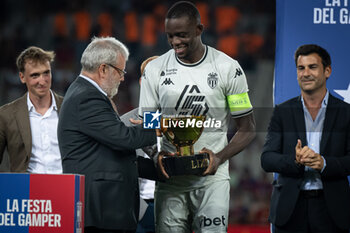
[295,139,324,171]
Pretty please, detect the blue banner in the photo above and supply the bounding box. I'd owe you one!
[275,0,350,104]
[0,174,29,233]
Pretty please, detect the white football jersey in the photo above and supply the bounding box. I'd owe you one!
[138,45,252,192]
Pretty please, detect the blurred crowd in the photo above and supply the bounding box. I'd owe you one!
[0,0,275,225]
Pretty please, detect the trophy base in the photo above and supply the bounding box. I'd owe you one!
[162,153,209,176]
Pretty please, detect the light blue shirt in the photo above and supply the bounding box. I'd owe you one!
[300,91,328,190]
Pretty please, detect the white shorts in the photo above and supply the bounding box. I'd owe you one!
[154,179,230,233]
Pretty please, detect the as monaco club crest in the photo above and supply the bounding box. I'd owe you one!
[207,72,218,89]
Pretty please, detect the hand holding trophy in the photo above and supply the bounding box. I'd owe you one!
[159,115,210,177]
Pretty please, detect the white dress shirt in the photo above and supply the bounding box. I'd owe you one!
[27,91,62,174]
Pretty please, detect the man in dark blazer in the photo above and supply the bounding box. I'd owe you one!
[57,37,157,233]
[0,46,63,173]
[261,44,350,232]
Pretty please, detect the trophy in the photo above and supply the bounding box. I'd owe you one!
[160,115,210,176]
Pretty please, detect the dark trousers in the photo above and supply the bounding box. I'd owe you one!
[85,227,135,233]
[274,190,348,233]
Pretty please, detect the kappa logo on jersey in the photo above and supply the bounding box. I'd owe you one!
[234,68,243,78]
[207,72,218,89]
[161,78,175,86]
[175,85,209,116]
[143,110,161,129]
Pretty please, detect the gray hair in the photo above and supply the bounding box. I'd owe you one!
[81,37,129,72]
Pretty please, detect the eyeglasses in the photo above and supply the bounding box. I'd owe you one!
[106,63,127,77]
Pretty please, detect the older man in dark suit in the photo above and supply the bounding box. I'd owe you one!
[58,37,157,233]
[0,46,63,173]
[261,44,350,232]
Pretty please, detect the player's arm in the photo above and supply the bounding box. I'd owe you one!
[203,60,256,175]
[136,61,170,179]
[202,112,256,175]
[138,62,159,118]
[220,112,256,158]
[222,90,256,160]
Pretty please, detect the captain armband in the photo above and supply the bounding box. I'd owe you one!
[227,92,253,117]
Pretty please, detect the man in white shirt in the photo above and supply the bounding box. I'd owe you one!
[0,46,63,173]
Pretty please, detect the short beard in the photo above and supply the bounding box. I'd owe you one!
[100,80,119,98]
[109,86,119,98]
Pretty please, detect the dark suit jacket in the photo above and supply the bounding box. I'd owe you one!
[261,94,350,229]
[57,77,156,230]
[0,92,63,172]
[120,108,159,181]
